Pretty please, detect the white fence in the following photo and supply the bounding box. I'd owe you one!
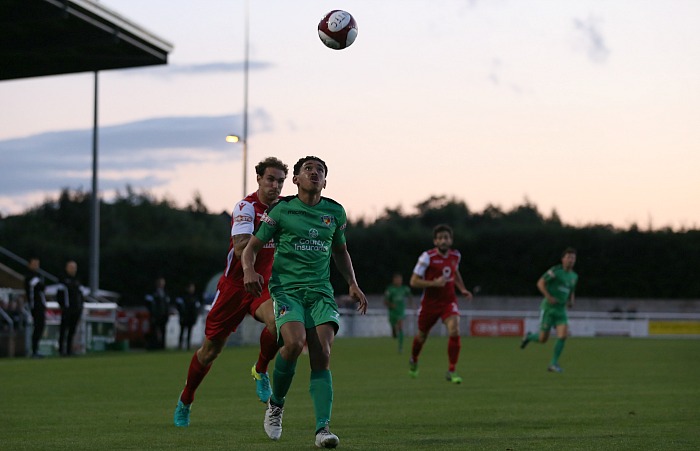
[5,284,698,355]
[164,307,700,349]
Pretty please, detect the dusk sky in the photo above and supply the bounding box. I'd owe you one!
[1,0,699,229]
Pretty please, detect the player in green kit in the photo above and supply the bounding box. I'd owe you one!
[521,247,578,373]
[384,273,412,353]
[242,156,367,449]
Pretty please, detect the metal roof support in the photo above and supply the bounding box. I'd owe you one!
[89,71,100,295]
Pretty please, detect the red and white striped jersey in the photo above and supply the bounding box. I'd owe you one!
[222,191,276,284]
[413,248,462,306]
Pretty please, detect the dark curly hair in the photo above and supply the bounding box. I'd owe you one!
[293,156,328,176]
[432,224,453,238]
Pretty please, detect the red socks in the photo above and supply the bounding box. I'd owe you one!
[447,336,461,372]
[255,327,280,374]
[411,336,424,362]
[180,351,211,405]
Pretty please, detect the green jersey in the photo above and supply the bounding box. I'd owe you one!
[384,285,410,314]
[255,195,347,293]
[539,264,578,309]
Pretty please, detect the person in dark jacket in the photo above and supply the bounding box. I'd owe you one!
[56,260,84,356]
[145,277,170,349]
[24,257,46,358]
[177,282,202,350]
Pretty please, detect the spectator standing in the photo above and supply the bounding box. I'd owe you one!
[177,282,201,350]
[145,277,171,349]
[24,257,47,358]
[56,260,84,356]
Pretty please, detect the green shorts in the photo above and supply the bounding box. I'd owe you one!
[388,310,405,326]
[539,306,568,331]
[270,286,340,338]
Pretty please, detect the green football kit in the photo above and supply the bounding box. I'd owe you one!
[255,194,348,433]
[255,195,347,332]
[384,285,410,325]
[523,263,578,370]
[538,264,578,331]
[384,284,410,353]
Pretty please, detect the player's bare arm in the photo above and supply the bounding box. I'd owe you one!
[348,283,367,314]
[454,270,473,300]
[232,233,252,258]
[242,235,265,297]
[536,277,556,305]
[409,273,446,289]
[331,243,367,314]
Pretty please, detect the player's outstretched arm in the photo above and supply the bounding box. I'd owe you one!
[331,243,367,314]
[242,235,265,298]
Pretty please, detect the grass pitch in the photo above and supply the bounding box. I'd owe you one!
[2,337,699,450]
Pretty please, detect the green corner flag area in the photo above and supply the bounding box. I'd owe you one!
[2,336,698,450]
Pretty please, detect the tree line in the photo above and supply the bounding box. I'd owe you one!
[1,189,698,305]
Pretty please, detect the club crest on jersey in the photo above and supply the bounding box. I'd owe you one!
[320,215,335,227]
[277,304,289,318]
[261,212,276,226]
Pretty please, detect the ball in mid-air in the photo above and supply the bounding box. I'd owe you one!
[318,10,358,50]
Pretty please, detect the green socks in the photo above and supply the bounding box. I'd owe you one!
[551,338,566,365]
[272,357,334,432]
[310,369,333,432]
[270,354,297,406]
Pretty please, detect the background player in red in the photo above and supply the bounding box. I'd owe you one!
[408,224,473,384]
[173,157,288,427]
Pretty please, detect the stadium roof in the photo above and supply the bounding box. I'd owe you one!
[0,0,173,81]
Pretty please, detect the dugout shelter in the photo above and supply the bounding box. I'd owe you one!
[0,0,172,356]
[0,0,172,295]
[0,0,172,80]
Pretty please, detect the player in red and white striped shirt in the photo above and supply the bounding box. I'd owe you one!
[409,224,473,384]
[173,157,288,427]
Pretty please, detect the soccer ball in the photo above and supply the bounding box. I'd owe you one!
[318,10,358,50]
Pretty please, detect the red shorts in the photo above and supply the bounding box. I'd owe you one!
[205,276,270,342]
[416,301,459,334]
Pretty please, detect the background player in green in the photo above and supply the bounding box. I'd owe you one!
[242,155,368,449]
[384,272,412,353]
[521,247,578,373]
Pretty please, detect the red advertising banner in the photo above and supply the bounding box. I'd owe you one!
[470,318,524,337]
[116,308,151,347]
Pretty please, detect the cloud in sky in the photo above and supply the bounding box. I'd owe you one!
[573,16,610,63]
[487,58,529,95]
[121,61,275,78]
[0,111,273,196]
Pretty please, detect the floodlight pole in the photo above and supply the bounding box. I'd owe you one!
[89,71,100,295]
[241,0,250,199]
